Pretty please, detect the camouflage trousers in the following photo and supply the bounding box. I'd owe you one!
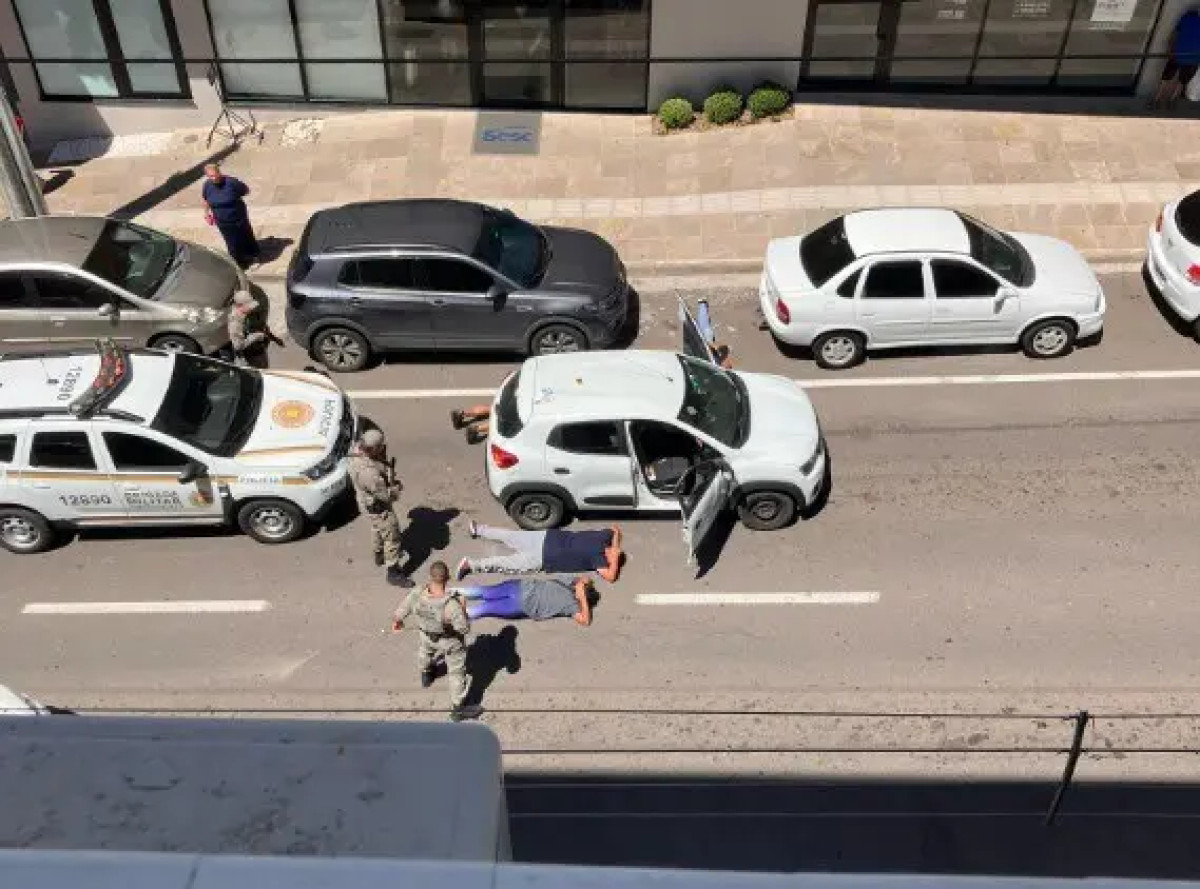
[418,634,471,709]
[368,508,404,566]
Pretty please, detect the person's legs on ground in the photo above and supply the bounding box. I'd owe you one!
[459,580,526,620]
[465,419,491,444]
[1171,62,1198,107]
[450,405,491,429]
[457,528,545,578]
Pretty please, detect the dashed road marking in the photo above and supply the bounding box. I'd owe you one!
[635,592,880,606]
[22,600,272,615]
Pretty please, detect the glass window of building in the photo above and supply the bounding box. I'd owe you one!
[208,0,304,98]
[1057,0,1162,88]
[480,0,556,106]
[295,0,387,101]
[13,0,185,99]
[890,0,987,84]
[379,0,471,105]
[564,0,651,108]
[973,0,1077,84]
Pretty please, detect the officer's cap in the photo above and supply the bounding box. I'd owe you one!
[360,428,385,449]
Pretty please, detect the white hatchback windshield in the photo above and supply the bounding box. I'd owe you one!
[676,356,749,448]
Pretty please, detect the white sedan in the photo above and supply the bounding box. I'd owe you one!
[1146,189,1200,336]
[759,208,1106,370]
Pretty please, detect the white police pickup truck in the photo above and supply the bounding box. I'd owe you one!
[0,340,356,553]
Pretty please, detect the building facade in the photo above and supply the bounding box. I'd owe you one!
[0,0,1190,145]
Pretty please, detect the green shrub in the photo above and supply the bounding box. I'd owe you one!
[748,82,792,119]
[703,87,744,125]
[657,97,695,130]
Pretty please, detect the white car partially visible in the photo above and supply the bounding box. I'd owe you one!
[0,684,51,715]
[1146,190,1200,336]
[759,208,1106,370]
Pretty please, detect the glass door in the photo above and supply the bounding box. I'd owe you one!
[802,0,899,83]
[475,0,561,106]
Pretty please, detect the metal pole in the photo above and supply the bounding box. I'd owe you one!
[0,88,46,218]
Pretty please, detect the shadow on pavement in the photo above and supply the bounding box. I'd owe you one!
[40,169,74,196]
[1142,263,1196,340]
[400,506,460,575]
[464,624,521,707]
[109,144,239,221]
[255,235,293,265]
[506,773,1200,876]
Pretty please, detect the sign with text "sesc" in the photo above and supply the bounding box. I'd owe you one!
[473,111,542,156]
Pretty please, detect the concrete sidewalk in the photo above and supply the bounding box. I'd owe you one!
[35,104,1200,277]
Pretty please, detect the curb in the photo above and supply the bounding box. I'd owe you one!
[248,248,1146,285]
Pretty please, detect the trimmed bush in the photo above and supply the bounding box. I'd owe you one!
[748,82,792,119]
[703,87,744,125]
[657,97,695,130]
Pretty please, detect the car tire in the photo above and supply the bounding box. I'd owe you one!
[236,499,307,545]
[0,507,55,554]
[1021,318,1076,360]
[812,331,866,370]
[150,333,202,354]
[1191,316,1200,342]
[529,323,588,356]
[737,491,797,531]
[312,327,371,373]
[507,492,568,530]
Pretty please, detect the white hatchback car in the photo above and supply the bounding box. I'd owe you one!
[1146,189,1200,336]
[760,208,1106,369]
[484,300,828,564]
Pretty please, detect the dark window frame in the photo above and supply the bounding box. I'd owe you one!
[548,420,627,456]
[10,0,190,102]
[861,259,928,300]
[29,430,98,470]
[416,256,496,294]
[931,258,1003,299]
[338,256,420,291]
[27,271,112,311]
[103,430,192,472]
[0,433,17,464]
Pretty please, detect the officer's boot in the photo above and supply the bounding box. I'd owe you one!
[386,564,415,588]
[420,669,436,689]
[373,550,384,567]
[450,703,484,723]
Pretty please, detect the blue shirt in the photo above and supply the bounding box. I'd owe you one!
[541,529,613,573]
[1176,11,1200,65]
[202,176,250,225]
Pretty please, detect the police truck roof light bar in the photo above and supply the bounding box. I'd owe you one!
[68,339,130,419]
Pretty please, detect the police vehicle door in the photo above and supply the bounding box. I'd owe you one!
[20,429,123,523]
[97,428,224,520]
[677,296,721,365]
[677,458,734,568]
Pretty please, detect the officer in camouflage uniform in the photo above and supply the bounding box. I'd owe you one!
[347,428,414,588]
[227,291,272,369]
[392,560,483,722]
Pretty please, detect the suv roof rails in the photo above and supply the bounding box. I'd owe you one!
[324,243,445,254]
[0,407,144,423]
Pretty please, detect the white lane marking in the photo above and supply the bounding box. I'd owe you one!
[348,369,1200,400]
[635,592,880,606]
[22,600,272,615]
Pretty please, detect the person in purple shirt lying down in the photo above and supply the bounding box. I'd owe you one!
[455,520,624,582]
[456,576,597,627]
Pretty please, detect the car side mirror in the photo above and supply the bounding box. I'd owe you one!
[177,460,207,485]
[488,284,508,306]
[98,303,118,319]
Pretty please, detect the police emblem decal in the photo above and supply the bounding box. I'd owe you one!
[271,401,315,428]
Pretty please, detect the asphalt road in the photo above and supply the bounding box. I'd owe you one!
[8,266,1200,872]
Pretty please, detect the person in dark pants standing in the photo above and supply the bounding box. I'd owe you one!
[1154,8,1200,108]
[202,162,260,269]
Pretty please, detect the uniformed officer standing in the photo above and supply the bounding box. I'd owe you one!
[227,291,272,369]
[347,428,414,588]
[392,560,483,722]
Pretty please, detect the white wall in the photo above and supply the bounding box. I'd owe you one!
[647,0,806,109]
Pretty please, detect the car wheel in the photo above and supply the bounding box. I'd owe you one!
[737,491,797,531]
[313,327,371,373]
[1191,317,1200,342]
[507,492,568,530]
[237,499,306,545]
[0,507,55,554]
[1021,319,1076,360]
[530,324,588,356]
[812,331,866,370]
[150,333,202,354]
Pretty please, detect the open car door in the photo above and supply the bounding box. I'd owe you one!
[677,458,735,567]
[678,296,721,365]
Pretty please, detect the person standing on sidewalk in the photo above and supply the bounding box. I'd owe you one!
[202,162,260,269]
[347,428,414,588]
[1153,8,1200,108]
[392,560,482,722]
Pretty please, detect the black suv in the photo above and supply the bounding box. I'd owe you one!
[286,199,631,372]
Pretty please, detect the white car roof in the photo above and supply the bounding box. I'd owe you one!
[843,208,970,257]
[520,351,686,422]
[0,350,173,422]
